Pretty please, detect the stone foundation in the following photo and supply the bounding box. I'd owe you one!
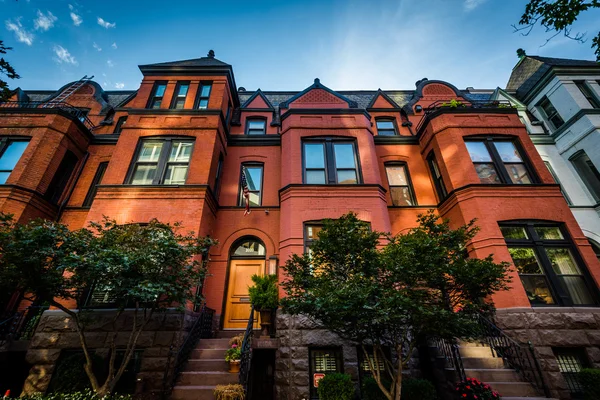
[22,309,197,395]
[495,307,600,400]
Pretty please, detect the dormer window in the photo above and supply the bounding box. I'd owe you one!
[376,118,397,136]
[147,82,167,109]
[245,118,266,135]
[170,82,189,109]
[195,82,212,109]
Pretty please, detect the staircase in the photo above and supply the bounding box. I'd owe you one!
[171,331,242,400]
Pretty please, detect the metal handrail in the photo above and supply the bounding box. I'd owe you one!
[431,336,466,382]
[239,306,255,396]
[0,305,49,345]
[0,100,95,130]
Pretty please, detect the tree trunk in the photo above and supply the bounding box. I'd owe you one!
[394,354,403,400]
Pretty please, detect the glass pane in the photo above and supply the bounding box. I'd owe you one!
[151,99,162,109]
[198,99,208,109]
[173,98,185,109]
[466,141,492,162]
[312,350,339,372]
[506,163,531,184]
[138,142,163,162]
[0,141,29,170]
[377,121,395,130]
[200,84,211,97]
[155,84,166,97]
[306,170,326,184]
[390,187,413,206]
[474,163,500,183]
[500,226,529,240]
[163,165,188,185]
[248,191,260,206]
[333,143,356,169]
[558,276,595,305]
[336,170,357,184]
[508,247,544,274]
[520,275,556,305]
[546,248,581,275]
[245,167,262,191]
[535,227,564,240]
[131,164,157,185]
[248,120,266,130]
[178,84,189,96]
[494,142,523,162]
[386,166,408,186]
[169,141,193,162]
[306,225,323,240]
[0,172,10,184]
[233,240,265,256]
[305,144,325,168]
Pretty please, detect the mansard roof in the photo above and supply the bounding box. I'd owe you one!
[278,78,358,108]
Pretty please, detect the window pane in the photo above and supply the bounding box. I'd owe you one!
[0,141,28,170]
[305,144,325,168]
[500,226,529,240]
[306,225,323,240]
[173,98,185,109]
[163,165,188,185]
[200,85,211,97]
[155,84,166,97]
[248,120,266,130]
[336,170,357,184]
[198,99,208,109]
[535,227,564,240]
[0,172,10,184]
[169,141,193,162]
[233,240,265,256]
[545,248,581,275]
[466,141,492,162]
[151,100,162,109]
[377,121,395,129]
[248,191,260,206]
[494,142,523,162]
[520,275,556,305]
[178,84,189,96]
[245,167,262,191]
[506,164,531,184]
[508,248,544,274]
[333,143,356,169]
[557,276,595,305]
[306,170,326,184]
[131,164,157,185]
[390,187,413,206]
[138,142,163,162]
[386,166,408,186]
[474,163,500,183]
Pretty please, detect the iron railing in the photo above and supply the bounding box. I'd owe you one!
[476,314,551,398]
[431,336,466,382]
[161,305,214,399]
[0,100,95,130]
[239,306,255,397]
[0,305,49,346]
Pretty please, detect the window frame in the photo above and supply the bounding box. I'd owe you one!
[82,162,108,208]
[113,116,128,134]
[308,347,344,400]
[304,222,324,254]
[302,138,362,185]
[214,154,224,199]
[375,117,398,136]
[500,221,599,307]
[125,137,195,185]
[146,81,167,109]
[384,162,417,206]
[170,81,190,110]
[574,80,600,109]
[553,347,588,397]
[0,137,30,184]
[427,151,447,201]
[538,97,565,130]
[570,150,600,202]
[238,162,264,207]
[245,117,267,135]
[45,150,79,205]
[194,81,212,109]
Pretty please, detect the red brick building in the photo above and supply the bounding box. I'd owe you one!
[1,52,600,399]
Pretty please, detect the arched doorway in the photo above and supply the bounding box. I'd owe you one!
[223,237,266,329]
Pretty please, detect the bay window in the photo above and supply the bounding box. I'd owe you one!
[465,138,534,184]
[303,139,360,184]
[127,138,194,185]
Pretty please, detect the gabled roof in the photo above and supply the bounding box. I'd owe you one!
[366,89,402,109]
[241,89,274,109]
[279,78,358,108]
[527,55,599,67]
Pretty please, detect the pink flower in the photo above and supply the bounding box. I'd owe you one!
[232,344,238,348]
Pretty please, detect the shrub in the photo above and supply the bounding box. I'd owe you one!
[248,274,279,310]
[225,345,242,362]
[7,389,132,399]
[362,376,390,400]
[213,384,244,400]
[579,368,600,400]
[455,377,501,400]
[317,373,354,400]
[362,376,436,400]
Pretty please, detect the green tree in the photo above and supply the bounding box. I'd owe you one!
[0,214,216,396]
[0,40,20,101]
[515,0,600,61]
[281,211,511,400]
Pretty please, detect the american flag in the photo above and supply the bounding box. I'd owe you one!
[241,166,250,215]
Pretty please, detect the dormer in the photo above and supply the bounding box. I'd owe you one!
[279,78,357,110]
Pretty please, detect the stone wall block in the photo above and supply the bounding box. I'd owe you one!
[344,365,359,380]
[534,346,556,359]
[30,332,61,349]
[114,331,154,347]
[140,356,168,372]
[162,313,184,330]
[295,315,321,330]
[137,372,164,391]
[586,346,600,363]
[41,315,76,332]
[276,313,289,330]
[25,349,61,365]
[495,313,528,329]
[564,313,597,329]
[153,331,175,347]
[291,358,308,372]
[292,371,309,387]
[585,330,600,345]
[343,345,359,363]
[539,358,561,372]
[526,313,566,329]
[83,313,115,331]
[289,385,310,400]
[22,364,55,395]
[302,329,344,346]
[537,329,589,346]
[291,346,309,360]
[275,358,289,373]
[277,346,290,359]
[144,314,166,331]
[545,371,569,390]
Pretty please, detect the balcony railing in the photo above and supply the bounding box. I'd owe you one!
[0,101,95,130]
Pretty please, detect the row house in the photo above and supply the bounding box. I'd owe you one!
[1,52,600,400]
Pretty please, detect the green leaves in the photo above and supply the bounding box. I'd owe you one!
[248,274,279,310]
[0,40,20,102]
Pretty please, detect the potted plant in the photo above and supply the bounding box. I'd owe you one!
[225,344,242,373]
[248,274,279,338]
[214,383,245,400]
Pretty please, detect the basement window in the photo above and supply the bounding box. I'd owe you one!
[309,348,343,399]
[553,347,587,398]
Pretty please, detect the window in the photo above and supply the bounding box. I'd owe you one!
[570,151,600,202]
[245,118,266,135]
[82,162,108,207]
[147,82,167,109]
[239,164,263,207]
[501,223,597,306]
[376,119,397,136]
[385,163,416,206]
[575,81,600,108]
[195,82,212,109]
[0,138,29,184]
[309,348,343,399]
[128,138,194,185]
[231,238,266,257]
[113,116,127,134]
[214,154,224,198]
[465,138,534,184]
[304,223,323,254]
[46,150,79,204]
[303,139,360,184]
[170,82,189,109]
[544,161,571,205]
[427,152,447,201]
[539,97,564,130]
[553,348,587,397]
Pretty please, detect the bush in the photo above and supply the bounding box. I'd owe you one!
[8,389,131,399]
[579,368,600,400]
[248,274,279,310]
[362,376,390,400]
[455,378,500,400]
[317,373,354,400]
[362,376,436,400]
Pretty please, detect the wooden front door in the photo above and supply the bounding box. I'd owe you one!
[223,259,264,329]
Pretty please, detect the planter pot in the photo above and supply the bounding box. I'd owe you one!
[258,309,273,338]
[228,359,241,373]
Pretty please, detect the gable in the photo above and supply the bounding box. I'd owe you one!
[289,88,348,109]
[367,91,401,109]
[245,94,271,109]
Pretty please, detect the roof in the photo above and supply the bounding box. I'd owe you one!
[527,55,599,67]
[138,56,230,69]
[21,89,137,108]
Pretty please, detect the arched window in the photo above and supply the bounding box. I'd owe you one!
[231,237,266,258]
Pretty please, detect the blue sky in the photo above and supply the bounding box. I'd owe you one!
[2,0,600,92]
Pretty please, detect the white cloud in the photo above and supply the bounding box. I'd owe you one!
[115,82,125,89]
[34,10,57,31]
[5,18,34,45]
[97,17,115,29]
[111,42,117,49]
[464,0,488,11]
[93,42,102,51]
[70,12,82,26]
[53,45,77,65]
[107,59,114,67]
[68,4,74,10]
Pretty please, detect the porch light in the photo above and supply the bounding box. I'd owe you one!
[268,255,278,275]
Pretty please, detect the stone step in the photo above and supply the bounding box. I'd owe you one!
[487,382,539,398]
[178,371,238,386]
[458,346,495,358]
[465,368,520,382]
[185,359,229,372]
[191,348,228,359]
[196,338,232,349]
[457,340,490,348]
[503,398,558,400]
[214,330,245,338]
[461,357,506,369]
[171,385,215,400]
